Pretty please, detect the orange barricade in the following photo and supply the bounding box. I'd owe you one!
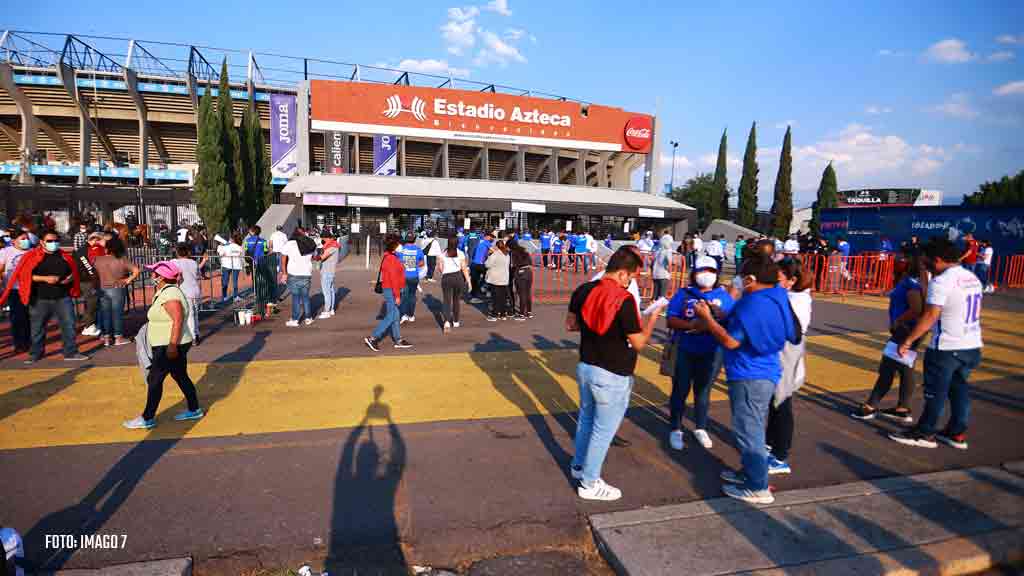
[532,252,602,304]
[637,252,688,302]
[1004,254,1024,289]
[815,255,894,295]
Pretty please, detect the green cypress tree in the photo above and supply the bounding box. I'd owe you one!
[712,129,728,220]
[770,126,793,238]
[237,105,253,225]
[194,87,230,235]
[736,122,758,228]
[217,59,243,232]
[810,162,838,236]
[244,105,273,221]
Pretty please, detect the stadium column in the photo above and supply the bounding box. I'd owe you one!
[400,137,407,176]
[549,148,559,184]
[598,152,610,188]
[643,114,661,194]
[0,63,36,184]
[517,145,526,182]
[481,145,489,180]
[297,80,310,176]
[78,116,91,185]
[442,140,450,178]
[352,134,360,174]
[576,150,586,186]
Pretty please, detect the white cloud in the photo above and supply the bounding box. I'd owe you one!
[504,28,526,41]
[987,51,1016,62]
[994,80,1024,96]
[865,105,893,115]
[484,0,512,16]
[773,120,796,130]
[878,49,894,56]
[911,157,943,176]
[441,18,476,56]
[447,6,479,21]
[996,34,1023,45]
[530,35,538,44]
[394,58,470,78]
[928,93,980,119]
[954,142,982,154]
[697,153,740,170]
[473,29,527,66]
[926,38,976,63]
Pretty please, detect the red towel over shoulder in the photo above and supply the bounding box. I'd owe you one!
[581,277,638,336]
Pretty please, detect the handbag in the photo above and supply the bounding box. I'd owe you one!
[373,258,384,294]
[659,337,678,376]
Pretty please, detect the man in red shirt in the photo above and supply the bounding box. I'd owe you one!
[959,232,978,275]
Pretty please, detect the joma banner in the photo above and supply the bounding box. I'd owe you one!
[372,135,398,176]
[271,94,298,178]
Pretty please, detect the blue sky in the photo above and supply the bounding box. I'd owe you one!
[7,0,1024,207]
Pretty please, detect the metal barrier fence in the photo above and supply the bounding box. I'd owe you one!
[800,254,895,295]
[530,251,688,304]
[120,253,270,314]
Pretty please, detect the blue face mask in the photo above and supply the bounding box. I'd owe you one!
[18,239,31,250]
[45,241,60,252]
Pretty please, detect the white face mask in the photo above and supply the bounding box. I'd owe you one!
[695,272,717,289]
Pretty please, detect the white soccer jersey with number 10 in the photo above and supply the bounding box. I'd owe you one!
[927,265,984,351]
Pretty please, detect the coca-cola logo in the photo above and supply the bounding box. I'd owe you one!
[623,116,653,150]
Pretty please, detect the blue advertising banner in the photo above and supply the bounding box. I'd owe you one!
[270,94,298,178]
[821,207,1024,256]
[372,135,398,176]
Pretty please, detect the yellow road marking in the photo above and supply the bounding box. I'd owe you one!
[1,320,1021,451]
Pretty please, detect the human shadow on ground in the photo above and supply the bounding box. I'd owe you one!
[23,332,269,571]
[0,365,92,421]
[470,332,577,486]
[325,385,408,575]
[420,294,446,329]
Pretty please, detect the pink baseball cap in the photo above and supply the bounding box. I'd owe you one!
[145,260,181,280]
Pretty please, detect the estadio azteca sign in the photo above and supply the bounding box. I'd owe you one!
[310,80,652,153]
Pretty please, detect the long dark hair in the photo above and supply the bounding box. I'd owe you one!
[778,256,813,292]
[106,236,127,259]
[446,234,458,258]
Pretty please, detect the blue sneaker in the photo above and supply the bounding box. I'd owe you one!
[768,456,791,475]
[174,409,205,421]
[720,469,747,484]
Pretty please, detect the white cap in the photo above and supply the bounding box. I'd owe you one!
[695,255,718,271]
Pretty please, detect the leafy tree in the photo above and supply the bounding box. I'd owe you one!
[962,170,1024,206]
[193,88,230,235]
[712,129,729,220]
[670,173,717,230]
[770,126,793,238]
[736,122,759,228]
[218,59,243,232]
[810,162,838,237]
[243,105,273,222]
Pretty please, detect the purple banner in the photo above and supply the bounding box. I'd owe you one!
[372,135,398,176]
[270,94,297,178]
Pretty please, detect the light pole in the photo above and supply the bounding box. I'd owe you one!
[669,140,679,191]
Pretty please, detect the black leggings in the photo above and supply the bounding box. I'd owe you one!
[143,343,198,420]
[514,268,533,315]
[866,356,916,410]
[441,272,465,324]
[491,285,509,317]
[766,397,794,461]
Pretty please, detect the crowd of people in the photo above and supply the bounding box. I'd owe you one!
[0,218,991,509]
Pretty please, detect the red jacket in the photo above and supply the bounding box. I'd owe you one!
[380,252,405,300]
[0,246,81,306]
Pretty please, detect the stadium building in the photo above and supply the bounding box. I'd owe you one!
[0,31,694,238]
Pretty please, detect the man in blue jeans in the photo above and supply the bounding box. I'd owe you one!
[890,237,984,450]
[398,233,425,323]
[695,255,798,505]
[566,247,665,501]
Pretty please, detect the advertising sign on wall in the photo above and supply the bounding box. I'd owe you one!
[372,135,398,176]
[838,188,944,208]
[310,80,653,153]
[325,131,346,174]
[270,94,298,178]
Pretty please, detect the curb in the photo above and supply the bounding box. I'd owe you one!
[51,557,191,576]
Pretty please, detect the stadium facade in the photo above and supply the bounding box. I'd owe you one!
[0,31,694,238]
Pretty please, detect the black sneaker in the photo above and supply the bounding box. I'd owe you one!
[363,337,380,352]
[486,315,498,322]
[936,431,969,450]
[513,314,527,321]
[394,339,414,349]
[879,408,914,425]
[888,429,938,448]
[850,404,877,420]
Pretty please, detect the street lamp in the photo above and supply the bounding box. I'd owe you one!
[669,140,679,191]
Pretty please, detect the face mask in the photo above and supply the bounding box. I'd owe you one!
[695,272,717,288]
[18,239,30,250]
[44,241,59,252]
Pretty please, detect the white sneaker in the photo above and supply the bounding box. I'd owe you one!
[318,312,331,319]
[407,315,415,323]
[453,322,461,328]
[81,324,100,336]
[669,430,685,451]
[400,315,410,324]
[694,429,713,449]
[578,478,622,501]
[303,318,314,326]
[722,483,774,505]
[328,310,335,317]
[285,320,299,327]
[443,321,452,333]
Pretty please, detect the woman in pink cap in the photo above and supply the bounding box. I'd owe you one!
[124,260,203,429]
